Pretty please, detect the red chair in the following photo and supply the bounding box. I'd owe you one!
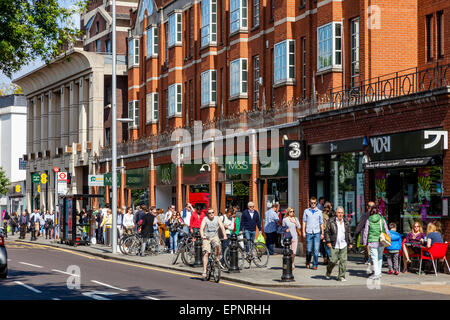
[419,242,450,277]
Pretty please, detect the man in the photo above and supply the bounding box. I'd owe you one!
[200,208,227,280]
[140,206,156,256]
[44,210,54,240]
[29,210,39,241]
[19,211,29,239]
[317,197,325,211]
[325,206,353,281]
[233,205,242,222]
[2,211,9,238]
[264,203,280,255]
[353,201,375,264]
[241,202,262,252]
[302,197,324,270]
[181,203,193,235]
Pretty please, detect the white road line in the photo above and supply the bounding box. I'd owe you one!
[19,262,43,268]
[90,280,128,292]
[52,269,80,277]
[145,296,160,300]
[14,281,42,294]
[52,298,61,301]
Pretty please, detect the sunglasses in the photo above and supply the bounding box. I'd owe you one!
[310,202,317,205]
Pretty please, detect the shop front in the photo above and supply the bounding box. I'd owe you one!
[364,128,447,233]
[155,163,177,210]
[260,148,289,212]
[224,154,251,213]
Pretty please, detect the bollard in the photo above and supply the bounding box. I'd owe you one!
[193,231,203,267]
[281,237,295,282]
[228,233,240,273]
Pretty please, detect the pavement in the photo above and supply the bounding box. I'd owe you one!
[8,233,450,288]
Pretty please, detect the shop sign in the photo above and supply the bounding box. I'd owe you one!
[309,137,365,156]
[284,140,306,160]
[103,173,122,186]
[225,154,251,175]
[126,168,148,188]
[88,175,105,187]
[368,128,445,162]
[32,173,41,184]
[156,163,176,185]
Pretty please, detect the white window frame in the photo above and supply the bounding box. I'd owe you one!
[128,38,140,68]
[168,12,182,48]
[230,58,248,98]
[253,56,259,109]
[350,17,359,87]
[201,70,217,107]
[273,40,295,85]
[317,22,342,72]
[128,100,139,128]
[146,26,158,58]
[253,0,259,28]
[201,0,217,47]
[146,92,158,123]
[230,0,248,34]
[168,84,182,117]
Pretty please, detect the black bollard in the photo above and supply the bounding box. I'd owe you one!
[281,237,295,282]
[228,233,240,273]
[193,231,203,267]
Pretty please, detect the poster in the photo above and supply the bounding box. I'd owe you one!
[375,170,387,217]
[345,191,356,226]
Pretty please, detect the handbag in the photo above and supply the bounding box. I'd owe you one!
[379,218,391,247]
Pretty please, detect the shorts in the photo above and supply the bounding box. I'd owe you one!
[202,235,221,253]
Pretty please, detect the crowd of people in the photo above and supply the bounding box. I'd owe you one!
[1,209,56,240]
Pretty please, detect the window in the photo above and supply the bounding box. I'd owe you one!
[168,12,182,47]
[128,38,139,67]
[165,23,169,63]
[274,40,295,84]
[437,11,443,59]
[230,0,247,34]
[168,84,182,117]
[146,26,158,57]
[105,39,111,53]
[201,0,217,47]
[270,0,274,21]
[96,39,101,53]
[317,22,342,71]
[96,21,100,34]
[201,70,217,106]
[253,0,259,28]
[253,56,259,109]
[426,14,433,62]
[105,128,110,147]
[230,58,248,97]
[128,100,139,128]
[189,79,194,122]
[146,93,158,123]
[350,18,360,87]
[301,37,306,99]
[189,8,194,56]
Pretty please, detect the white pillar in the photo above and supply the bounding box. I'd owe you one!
[60,85,70,148]
[40,94,48,152]
[79,77,87,148]
[27,98,34,156]
[88,71,104,152]
[34,96,40,154]
[70,80,79,145]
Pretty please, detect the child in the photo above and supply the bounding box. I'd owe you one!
[386,222,402,275]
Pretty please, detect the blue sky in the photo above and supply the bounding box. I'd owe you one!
[0,0,81,85]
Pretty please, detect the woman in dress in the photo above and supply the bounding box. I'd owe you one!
[282,207,301,269]
[402,221,425,272]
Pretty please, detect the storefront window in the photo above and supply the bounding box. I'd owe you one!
[267,179,288,209]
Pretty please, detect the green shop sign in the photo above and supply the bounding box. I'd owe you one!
[225,154,251,175]
[156,163,176,185]
[126,168,148,188]
[104,173,121,186]
[32,173,41,184]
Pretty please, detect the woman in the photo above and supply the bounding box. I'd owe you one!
[123,207,135,235]
[363,207,390,280]
[168,212,183,254]
[402,221,425,272]
[425,222,443,248]
[9,212,18,236]
[321,202,333,264]
[100,209,113,246]
[282,207,301,270]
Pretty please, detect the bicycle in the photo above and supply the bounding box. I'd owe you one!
[223,232,270,269]
[121,233,164,256]
[205,243,221,283]
[171,227,196,266]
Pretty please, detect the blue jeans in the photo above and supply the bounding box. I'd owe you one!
[244,230,256,252]
[369,246,384,277]
[306,233,321,267]
[265,232,277,255]
[169,231,178,252]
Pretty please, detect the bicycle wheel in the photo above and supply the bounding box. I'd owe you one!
[172,245,183,264]
[206,260,212,281]
[182,241,195,266]
[123,235,140,256]
[118,235,131,254]
[213,261,221,283]
[223,246,246,270]
[251,242,270,267]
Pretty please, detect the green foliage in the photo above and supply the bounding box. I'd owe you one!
[0,167,10,195]
[0,83,23,96]
[0,0,88,78]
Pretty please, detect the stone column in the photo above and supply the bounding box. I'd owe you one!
[34,96,40,154]
[60,85,70,148]
[40,94,48,153]
[79,78,88,149]
[26,169,32,212]
[88,71,104,153]
[47,91,55,157]
[69,80,79,145]
[27,98,34,157]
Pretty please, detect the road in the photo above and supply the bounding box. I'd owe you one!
[2,240,450,301]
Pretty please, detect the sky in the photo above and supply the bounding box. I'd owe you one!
[0,0,81,86]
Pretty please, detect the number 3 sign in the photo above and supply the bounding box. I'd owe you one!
[285,140,306,161]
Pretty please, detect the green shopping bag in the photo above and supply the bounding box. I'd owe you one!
[7,225,11,233]
[357,234,364,248]
[255,233,266,244]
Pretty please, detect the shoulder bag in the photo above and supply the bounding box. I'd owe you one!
[379,218,391,247]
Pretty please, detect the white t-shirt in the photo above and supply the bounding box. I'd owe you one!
[335,219,347,249]
[123,214,135,228]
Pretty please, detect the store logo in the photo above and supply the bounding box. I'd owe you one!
[370,136,391,154]
[330,143,338,153]
[424,130,448,150]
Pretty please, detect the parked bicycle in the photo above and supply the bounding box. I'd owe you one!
[120,232,164,256]
[223,232,270,269]
[171,226,196,266]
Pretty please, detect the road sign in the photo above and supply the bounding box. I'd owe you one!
[32,173,40,184]
[53,166,60,173]
[58,172,68,182]
[88,175,105,187]
[57,181,67,194]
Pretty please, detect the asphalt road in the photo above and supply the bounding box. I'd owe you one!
[2,240,450,301]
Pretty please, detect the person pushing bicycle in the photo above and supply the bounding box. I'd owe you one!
[200,208,227,280]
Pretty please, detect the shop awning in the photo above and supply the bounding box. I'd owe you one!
[363,157,434,169]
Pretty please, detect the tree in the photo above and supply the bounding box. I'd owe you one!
[0,167,10,195]
[0,83,24,96]
[0,0,87,79]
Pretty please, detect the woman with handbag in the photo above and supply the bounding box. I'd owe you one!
[362,207,390,280]
[168,212,183,254]
[282,207,302,270]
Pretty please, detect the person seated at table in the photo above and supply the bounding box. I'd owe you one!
[425,222,444,248]
[402,221,425,273]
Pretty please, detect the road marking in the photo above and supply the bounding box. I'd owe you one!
[145,296,161,300]
[18,242,97,260]
[19,262,43,268]
[82,291,118,300]
[91,280,128,292]
[52,298,61,301]
[14,281,42,294]
[52,269,80,277]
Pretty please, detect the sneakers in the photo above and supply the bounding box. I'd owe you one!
[325,273,331,280]
[387,270,393,275]
[312,266,318,270]
[394,270,399,275]
[369,274,381,280]
[338,278,347,282]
